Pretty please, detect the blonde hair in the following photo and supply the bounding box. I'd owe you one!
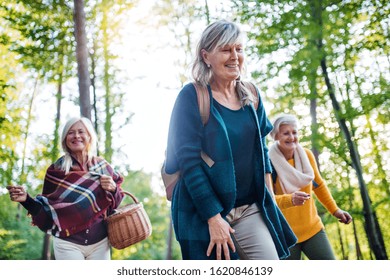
[60,117,97,173]
[270,114,300,140]
[191,19,255,106]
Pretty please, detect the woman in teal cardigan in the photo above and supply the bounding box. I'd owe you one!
[165,20,296,260]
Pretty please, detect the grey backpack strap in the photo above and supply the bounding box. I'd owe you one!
[193,82,210,126]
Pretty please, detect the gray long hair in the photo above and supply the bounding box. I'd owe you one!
[60,117,97,173]
[191,19,255,106]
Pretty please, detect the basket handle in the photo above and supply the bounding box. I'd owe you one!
[121,191,140,204]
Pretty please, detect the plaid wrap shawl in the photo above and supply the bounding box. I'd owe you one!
[32,156,123,237]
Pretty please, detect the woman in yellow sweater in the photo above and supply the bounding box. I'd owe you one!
[269,114,352,260]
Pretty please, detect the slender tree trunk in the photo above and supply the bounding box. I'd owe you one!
[41,78,63,260]
[19,78,38,186]
[309,71,320,168]
[346,168,364,260]
[309,0,387,259]
[336,222,346,259]
[53,76,63,161]
[320,59,387,260]
[16,77,39,221]
[352,220,363,260]
[204,0,210,24]
[42,77,64,260]
[166,213,173,260]
[90,40,100,155]
[41,234,51,260]
[102,8,113,162]
[73,0,91,119]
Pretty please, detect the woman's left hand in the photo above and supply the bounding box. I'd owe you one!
[100,175,116,193]
[333,209,352,224]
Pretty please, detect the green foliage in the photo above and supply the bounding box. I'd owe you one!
[234,0,390,259]
[0,168,179,260]
[0,194,44,259]
[0,51,25,187]
[0,0,75,82]
[0,0,179,261]
[1,0,388,261]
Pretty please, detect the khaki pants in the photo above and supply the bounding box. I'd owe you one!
[226,203,279,260]
[53,237,111,260]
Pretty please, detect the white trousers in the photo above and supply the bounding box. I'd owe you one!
[226,203,279,260]
[53,237,111,260]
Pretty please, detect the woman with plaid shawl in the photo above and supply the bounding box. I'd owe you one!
[7,117,124,260]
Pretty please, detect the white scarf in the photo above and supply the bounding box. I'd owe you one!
[269,142,314,194]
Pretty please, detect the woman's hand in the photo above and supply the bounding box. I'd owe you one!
[291,191,310,206]
[333,209,352,224]
[7,185,27,202]
[100,175,116,193]
[207,213,236,260]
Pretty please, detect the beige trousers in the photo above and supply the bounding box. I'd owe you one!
[226,203,279,260]
[53,237,111,260]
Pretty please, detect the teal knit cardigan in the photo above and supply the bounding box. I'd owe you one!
[165,83,297,259]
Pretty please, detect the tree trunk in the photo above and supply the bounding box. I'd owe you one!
[42,233,52,260]
[166,212,174,260]
[309,0,387,259]
[73,0,91,119]
[309,70,320,168]
[90,40,100,155]
[320,58,387,260]
[102,9,113,162]
[53,75,63,161]
[41,78,64,260]
[20,77,38,186]
[336,222,346,259]
[204,0,210,24]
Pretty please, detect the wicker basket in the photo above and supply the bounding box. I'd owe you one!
[106,191,152,249]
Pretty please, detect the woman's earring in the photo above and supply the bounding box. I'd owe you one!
[207,64,210,68]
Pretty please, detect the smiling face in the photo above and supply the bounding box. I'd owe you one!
[65,121,91,156]
[202,41,244,83]
[275,124,299,159]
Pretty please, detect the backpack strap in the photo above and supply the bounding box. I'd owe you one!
[192,81,257,124]
[241,81,259,110]
[193,82,210,126]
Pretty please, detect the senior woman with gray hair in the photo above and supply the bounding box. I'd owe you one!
[164,19,296,260]
[269,114,352,260]
[7,117,124,260]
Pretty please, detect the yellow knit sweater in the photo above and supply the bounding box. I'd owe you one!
[273,148,339,243]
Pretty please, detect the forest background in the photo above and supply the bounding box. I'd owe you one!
[0,0,389,260]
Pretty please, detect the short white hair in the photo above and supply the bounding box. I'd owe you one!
[270,114,299,140]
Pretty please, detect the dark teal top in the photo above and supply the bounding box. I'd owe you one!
[166,83,297,260]
[213,100,257,207]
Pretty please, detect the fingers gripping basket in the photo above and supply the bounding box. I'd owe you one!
[106,191,152,249]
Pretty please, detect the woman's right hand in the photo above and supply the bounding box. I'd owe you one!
[292,191,310,206]
[206,213,236,260]
[6,186,27,202]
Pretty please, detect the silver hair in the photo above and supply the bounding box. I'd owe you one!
[270,114,300,140]
[191,19,255,106]
[60,117,97,173]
